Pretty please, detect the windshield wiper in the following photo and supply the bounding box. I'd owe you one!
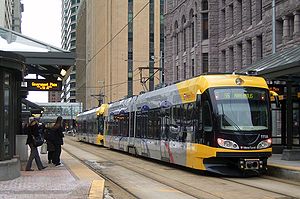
[220,114,241,131]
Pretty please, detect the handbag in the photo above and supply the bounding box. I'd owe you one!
[32,134,44,147]
[41,142,47,154]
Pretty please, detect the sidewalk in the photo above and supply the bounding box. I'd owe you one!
[0,149,104,199]
[268,154,300,182]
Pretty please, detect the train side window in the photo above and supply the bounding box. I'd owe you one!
[154,109,161,139]
[148,110,154,139]
[170,105,181,141]
[161,108,170,140]
[203,101,212,132]
[136,112,141,138]
[129,112,134,137]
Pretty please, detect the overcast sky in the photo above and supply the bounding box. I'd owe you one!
[22,0,62,103]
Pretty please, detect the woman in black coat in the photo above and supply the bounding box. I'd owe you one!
[44,127,56,164]
[52,116,65,166]
[25,120,47,171]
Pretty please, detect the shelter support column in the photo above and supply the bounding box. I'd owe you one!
[286,80,293,149]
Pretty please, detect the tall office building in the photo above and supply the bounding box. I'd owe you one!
[58,0,81,103]
[0,0,23,32]
[76,0,164,109]
[164,0,300,84]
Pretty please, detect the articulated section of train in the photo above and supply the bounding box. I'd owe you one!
[76,74,274,176]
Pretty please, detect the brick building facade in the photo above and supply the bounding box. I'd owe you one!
[164,0,300,84]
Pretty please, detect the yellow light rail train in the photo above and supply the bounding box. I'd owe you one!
[76,74,277,176]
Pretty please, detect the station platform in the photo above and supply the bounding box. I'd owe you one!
[267,154,300,182]
[0,149,299,199]
[0,149,104,199]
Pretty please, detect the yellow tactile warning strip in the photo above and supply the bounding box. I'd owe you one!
[89,180,105,199]
[61,150,105,198]
[268,163,300,172]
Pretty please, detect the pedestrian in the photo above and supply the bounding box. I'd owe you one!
[52,116,65,166]
[25,118,47,171]
[44,125,55,164]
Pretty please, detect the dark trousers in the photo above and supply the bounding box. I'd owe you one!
[26,144,44,170]
[48,151,55,163]
[53,144,62,165]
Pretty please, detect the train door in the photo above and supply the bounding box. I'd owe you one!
[128,112,135,146]
[160,108,171,162]
[169,104,186,166]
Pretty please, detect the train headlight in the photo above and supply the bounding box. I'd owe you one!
[217,138,239,149]
[257,138,272,149]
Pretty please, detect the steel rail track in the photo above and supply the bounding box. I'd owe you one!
[65,138,298,199]
[220,177,299,199]
[64,139,221,199]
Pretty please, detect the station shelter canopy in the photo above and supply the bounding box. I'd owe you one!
[238,46,300,81]
[0,26,75,82]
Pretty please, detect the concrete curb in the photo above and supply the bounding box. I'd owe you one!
[268,165,300,182]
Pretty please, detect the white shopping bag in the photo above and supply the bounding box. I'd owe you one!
[40,142,47,154]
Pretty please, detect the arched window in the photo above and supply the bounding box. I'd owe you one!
[201,0,208,40]
[189,9,195,47]
[174,21,179,55]
[182,15,187,52]
[202,0,208,11]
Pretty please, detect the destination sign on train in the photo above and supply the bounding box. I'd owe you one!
[25,79,62,91]
[215,90,266,100]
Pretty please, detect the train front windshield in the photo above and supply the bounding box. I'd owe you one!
[213,88,269,131]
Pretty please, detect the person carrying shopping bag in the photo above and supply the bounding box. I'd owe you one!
[25,119,47,171]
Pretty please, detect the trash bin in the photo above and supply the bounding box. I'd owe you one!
[15,135,28,162]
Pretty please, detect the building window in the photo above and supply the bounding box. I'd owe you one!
[237,0,243,31]
[71,15,76,22]
[202,53,208,73]
[256,35,263,61]
[70,91,76,97]
[183,28,187,51]
[191,21,195,47]
[202,13,208,40]
[276,19,283,45]
[202,0,208,10]
[184,62,187,79]
[221,50,226,72]
[237,42,243,69]
[221,9,225,38]
[70,74,76,79]
[229,47,234,72]
[246,39,252,66]
[256,0,262,23]
[70,82,76,88]
[288,15,295,40]
[229,4,234,35]
[182,16,186,52]
[176,65,179,80]
[190,9,195,48]
[191,59,195,77]
[249,0,252,26]
[175,21,179,55]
